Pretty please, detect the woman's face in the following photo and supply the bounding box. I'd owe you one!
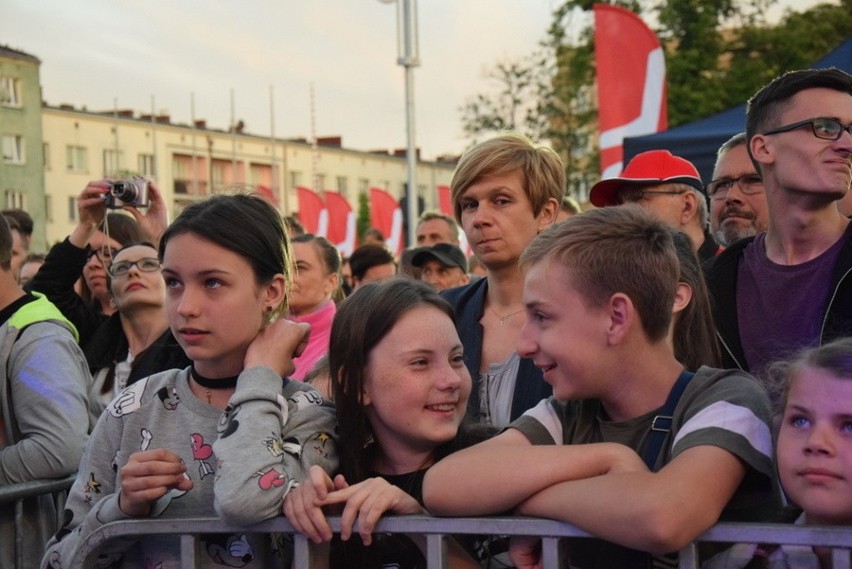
[162,232,282,378]
[458,170,556,271]
[109,244,165,312]
[289,241,338,316]
[362,305,471,472]
[83,231,122,302]
[776,365,852,525]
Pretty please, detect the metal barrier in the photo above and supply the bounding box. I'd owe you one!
[0,474,77,569]
[67,515,852,569]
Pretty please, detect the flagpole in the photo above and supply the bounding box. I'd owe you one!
[381,0,420,248]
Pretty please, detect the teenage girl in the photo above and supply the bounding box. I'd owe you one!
[283,278,491,568]
[43,194,337,569]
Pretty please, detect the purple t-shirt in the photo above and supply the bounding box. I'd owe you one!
[737,225,851,377]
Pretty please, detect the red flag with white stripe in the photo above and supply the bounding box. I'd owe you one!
[324,191,356,257]
[369,188,403,256]
[296,186,328,237]
[594,4,667,178]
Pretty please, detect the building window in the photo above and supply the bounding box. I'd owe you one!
[1,135,25,164]
[358,178,369,194]
[336,176,348,197]
[68,197,77,222]
[66,145,88,172]
[4,191,25,210]
[138,153,156,177]
[43,142,50,170]
[103,149,122,177]
[0,76,22,107]
[315,174,326,191]
[44,194,53,223]
[289,171,302,189]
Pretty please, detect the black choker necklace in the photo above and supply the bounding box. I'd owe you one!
[191,366,239,390]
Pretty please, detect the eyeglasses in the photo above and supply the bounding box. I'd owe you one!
[108,257,161,277]
[86,247,117,265]
[619,189,685,204]
[706,174,764,200]
[762,117,852,141]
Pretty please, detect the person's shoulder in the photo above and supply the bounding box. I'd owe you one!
[103,367,188,419]
[702,237,753,276]
[441,277,486,306]
[683,366,772,416]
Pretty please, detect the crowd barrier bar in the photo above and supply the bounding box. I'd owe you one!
[0,474,77,569]
[67,515,852,569]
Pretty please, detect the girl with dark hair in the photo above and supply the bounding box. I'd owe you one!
[288,234,342,381]
[43,194,337,569]
[284,278,493,569]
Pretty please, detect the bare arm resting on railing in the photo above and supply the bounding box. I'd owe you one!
[422,428,647,515]
[285,465,483,569]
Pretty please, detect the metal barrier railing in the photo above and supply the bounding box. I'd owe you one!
[67,515,852,569]
[0,474,77,569]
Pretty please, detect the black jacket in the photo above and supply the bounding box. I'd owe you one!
[28,238,190,384]
[703,234,852,371]
[442,278,552,423]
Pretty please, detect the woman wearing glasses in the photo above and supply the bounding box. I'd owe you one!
[28,181,189,423]
[82,243,189,423]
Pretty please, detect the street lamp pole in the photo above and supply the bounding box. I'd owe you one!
[384,0,420,248]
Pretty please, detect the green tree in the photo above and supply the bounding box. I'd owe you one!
[459,0,850,200]
[356,190,371,247]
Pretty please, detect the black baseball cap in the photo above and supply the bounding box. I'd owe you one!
[411,243,468,272]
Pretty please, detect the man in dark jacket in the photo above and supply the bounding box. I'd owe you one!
[704,67,852,377]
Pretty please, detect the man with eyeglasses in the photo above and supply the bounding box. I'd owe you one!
[589,149,722,262]
[708,133,769,247]
[704,67,852,379]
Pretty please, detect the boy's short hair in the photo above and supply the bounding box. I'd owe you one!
[746,68,852,164]
[520,205,678,342]
[450,133,565,221]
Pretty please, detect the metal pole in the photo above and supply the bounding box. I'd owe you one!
[398,0,419,248]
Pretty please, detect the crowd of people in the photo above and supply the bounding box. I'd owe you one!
[0,67,849,569]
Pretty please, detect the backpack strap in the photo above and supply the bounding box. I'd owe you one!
[642,370,695,471]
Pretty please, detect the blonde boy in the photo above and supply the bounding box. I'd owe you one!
[424,206,780,568]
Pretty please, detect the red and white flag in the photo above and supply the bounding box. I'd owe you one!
[369,188,403,255]
[296,186,328,237]
[324,191,357,257]
[594,3,667,178]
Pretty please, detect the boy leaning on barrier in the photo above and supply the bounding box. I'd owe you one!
[0,214,91,569]
[423,206,783,569]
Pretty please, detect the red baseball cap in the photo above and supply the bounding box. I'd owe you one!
[589,150,703,207]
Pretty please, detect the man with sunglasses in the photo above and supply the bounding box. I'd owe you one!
[704,67,852,378]
[589,149,722,262]
[708,133,769,247]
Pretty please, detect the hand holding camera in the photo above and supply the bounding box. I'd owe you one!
[104,177,150,209]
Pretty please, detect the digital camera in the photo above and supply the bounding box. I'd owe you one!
[105,177,150,209]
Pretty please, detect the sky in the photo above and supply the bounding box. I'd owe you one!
[0,0,828,161]
[1,0,566,161]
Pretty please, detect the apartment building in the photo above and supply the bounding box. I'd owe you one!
[2,45,456,250]
[0,45,46,251]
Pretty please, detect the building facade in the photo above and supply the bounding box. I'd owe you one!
[42,105,456,248]
[2,45,456,251]
[0,46,46,251]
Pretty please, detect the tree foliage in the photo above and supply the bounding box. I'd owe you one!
[356,190,371,247]
[458,0,850,200]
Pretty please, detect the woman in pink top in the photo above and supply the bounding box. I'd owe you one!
[289,234,342,381]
